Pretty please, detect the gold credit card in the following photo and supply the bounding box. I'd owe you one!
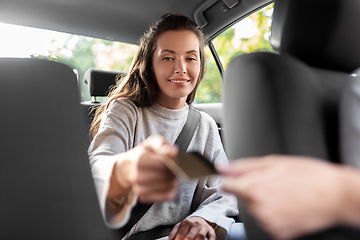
[161,152,218,179]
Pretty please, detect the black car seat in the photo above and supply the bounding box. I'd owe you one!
[0,58,122,239]
[84,68,123,104]
[223,0,360,239]
[81,68,124,144]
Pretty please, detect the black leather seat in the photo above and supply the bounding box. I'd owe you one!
[0,58,122,239]
[84,68,123,104]
[81,68,124,144]
[223,0,360,239]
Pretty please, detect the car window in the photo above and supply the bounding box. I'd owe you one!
[196,3,275,104]
[195,47,223,103]
[1,4,273,104]
[0,22,138,102]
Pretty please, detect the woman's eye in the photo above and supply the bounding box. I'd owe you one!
[162,57,173,61]
[187,57,197,62]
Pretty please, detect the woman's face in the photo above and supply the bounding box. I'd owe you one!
[152,30,201,109]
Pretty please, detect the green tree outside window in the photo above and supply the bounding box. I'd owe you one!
[38,3,274,103]
[196,3,275,103]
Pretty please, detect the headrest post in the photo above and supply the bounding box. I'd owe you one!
[91,96,99,103]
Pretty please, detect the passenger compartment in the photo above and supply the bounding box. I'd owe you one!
[81,68,225,146]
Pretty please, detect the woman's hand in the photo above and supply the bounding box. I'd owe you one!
[109,134,179,203]
[168,216,216,240]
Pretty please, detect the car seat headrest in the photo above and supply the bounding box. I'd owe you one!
[84,68,125,97]
[271,0,360,73]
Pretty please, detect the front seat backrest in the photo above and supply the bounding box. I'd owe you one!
[223,0,360,239]
[0,58,122,239]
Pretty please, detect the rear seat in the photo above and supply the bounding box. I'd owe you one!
[81,68,224,145]
[194,102,224,141]
[80,68,125,145]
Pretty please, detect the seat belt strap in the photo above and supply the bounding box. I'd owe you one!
[118,107,201,239]
[175,108,201,152]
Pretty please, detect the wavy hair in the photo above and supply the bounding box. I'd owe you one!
[89,13,206,140]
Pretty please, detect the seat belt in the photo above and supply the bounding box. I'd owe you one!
[118,107,201,239]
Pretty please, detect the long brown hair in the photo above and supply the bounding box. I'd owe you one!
[90,13,206,140]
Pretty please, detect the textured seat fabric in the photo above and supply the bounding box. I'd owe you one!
[223,0,360,239]
[224,52,351,162]
[0,58,122,239]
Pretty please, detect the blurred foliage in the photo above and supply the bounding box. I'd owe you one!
[38,3,274,103]
[196,3,275,103]
[38,36,138,101]
[195,47,222,103]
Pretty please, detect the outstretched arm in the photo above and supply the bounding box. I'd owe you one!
[109,134,179,203]
[219,155,360,240]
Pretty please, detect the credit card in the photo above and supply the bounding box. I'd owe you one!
[161,151,218,179]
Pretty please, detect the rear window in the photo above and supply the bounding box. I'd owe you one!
[1,4,274,103]
[0,23,138,102]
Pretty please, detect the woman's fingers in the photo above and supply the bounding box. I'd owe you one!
[124,134,179,203]
[174,220,191,240]
[169,217,216,240]
[168,222,181,240]
[143,134,179,158]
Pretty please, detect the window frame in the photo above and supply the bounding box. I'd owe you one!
[205,1,274,82]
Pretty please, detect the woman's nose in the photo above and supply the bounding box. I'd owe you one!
[174,59,187,74]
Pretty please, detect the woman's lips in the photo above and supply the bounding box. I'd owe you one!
[168,78,190,86]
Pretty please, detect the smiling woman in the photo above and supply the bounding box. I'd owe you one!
[0,3,274,105]
[88,13,239,240]
[153,30,201,109]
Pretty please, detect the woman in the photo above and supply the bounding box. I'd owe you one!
[88,14,238,240]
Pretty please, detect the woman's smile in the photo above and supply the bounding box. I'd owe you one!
[168,78,191,86]
[152,30,200,109]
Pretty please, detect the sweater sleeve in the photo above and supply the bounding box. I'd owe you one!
[88,99,138,229]
[187,112,239,239]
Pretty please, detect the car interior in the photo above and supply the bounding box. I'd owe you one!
[1,0,360,239]
[224,0,360,239]
[81,68,225,146]
[0,58,123,239]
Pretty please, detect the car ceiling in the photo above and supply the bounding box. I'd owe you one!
[1,0,271,45]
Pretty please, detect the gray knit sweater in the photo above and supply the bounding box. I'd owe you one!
[88,98,238,239]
